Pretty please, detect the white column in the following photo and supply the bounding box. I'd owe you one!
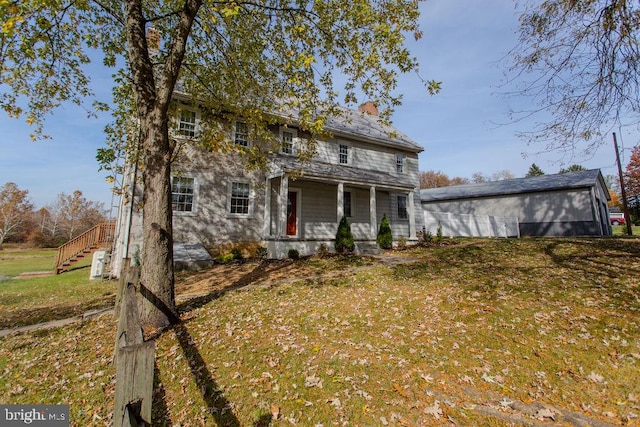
[408,191,417,239]
[279,175,289,237]
[370,186,377,238]
[337,182,344,221]
[263,177,271,238]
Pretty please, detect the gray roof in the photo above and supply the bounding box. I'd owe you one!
[322,106,423,153]
[269,102,423,153]
[274,156,416,190]
[173,88,423,153]
[420,169,609,202]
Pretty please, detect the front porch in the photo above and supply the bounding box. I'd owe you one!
[262,162,419,258]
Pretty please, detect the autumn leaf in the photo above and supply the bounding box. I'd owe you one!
[305,374,323,388]
[393,383,409,398]
[535,407,556,421]
[587,372,605,384]
[270,404,280,420]
[424,401,443,419]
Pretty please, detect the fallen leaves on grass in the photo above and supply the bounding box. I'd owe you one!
[2,238,639,426]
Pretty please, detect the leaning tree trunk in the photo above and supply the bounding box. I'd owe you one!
[139,110,178,329]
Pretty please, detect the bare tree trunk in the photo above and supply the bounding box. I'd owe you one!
[139,111,178,329]
[123,0,201,329]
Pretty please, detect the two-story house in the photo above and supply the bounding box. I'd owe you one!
[111,100,423,271]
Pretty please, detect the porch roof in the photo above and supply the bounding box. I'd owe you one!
[272,157,416,191]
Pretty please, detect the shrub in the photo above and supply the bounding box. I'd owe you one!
[335,216,355,253]
[231,247,244,261]
[376,214,393,249]
[436,222,443,241]
[317,243,329,257]
[422,226,433,243]
[397,236,407,250]
[215,252,235,263]
[288,248,300,259]
[255,246,268,260]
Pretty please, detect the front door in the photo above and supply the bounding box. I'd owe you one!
[286,191,297,236]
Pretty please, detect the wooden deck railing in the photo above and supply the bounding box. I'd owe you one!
[55,222,116,274]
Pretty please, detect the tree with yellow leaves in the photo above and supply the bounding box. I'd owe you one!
[1,0,437,328]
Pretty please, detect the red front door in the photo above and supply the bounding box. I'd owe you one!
[286,191,297,236]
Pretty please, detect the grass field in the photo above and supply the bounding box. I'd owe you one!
[612,225,640,236]
[0,238,639,426]
[0,246,116,328]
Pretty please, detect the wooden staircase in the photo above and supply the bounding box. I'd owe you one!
[55,222,116,274]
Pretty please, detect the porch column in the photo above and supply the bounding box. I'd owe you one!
[337,182,344,221]
[279,174,289,237]
[370,186,377,238]
[408,190,417,239]
[263,177,271,238]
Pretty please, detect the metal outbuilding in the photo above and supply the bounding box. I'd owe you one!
[420,169,612,237]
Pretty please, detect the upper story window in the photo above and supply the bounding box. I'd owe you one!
[178,110,196,137]
[280,127,297,155]
[396,154,405,173]
[235,121,249,147]
[397,194,408,220]
[229,181,251,215]
[339,144,349,164]
[172,176,195,212]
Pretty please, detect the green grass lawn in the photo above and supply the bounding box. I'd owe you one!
[0,238,639,426]
[0,246,116,328]
[0,247,58,277]
[612,224,640,236]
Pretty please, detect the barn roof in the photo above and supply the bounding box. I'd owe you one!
[420,169,610,202]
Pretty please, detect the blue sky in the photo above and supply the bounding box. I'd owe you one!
[1,0,636,209]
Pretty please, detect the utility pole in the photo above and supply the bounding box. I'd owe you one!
[613,132,633,236]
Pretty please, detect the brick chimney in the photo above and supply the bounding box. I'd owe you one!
[358,101,378,116]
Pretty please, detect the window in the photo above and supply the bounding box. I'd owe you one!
[339,144,349,164]
[396,154,405,173]
[280,127,296,155]
[235,121,248,147]
[344,191,352,217]
[397,195,408,220]
[178,110,196,137]
[230,182,251,215]
[172,177,195,212]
